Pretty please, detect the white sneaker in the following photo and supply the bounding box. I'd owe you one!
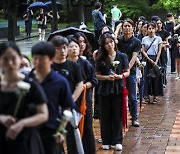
[115,144,122,151]
[102,145,110,150]
[175,76,179,80]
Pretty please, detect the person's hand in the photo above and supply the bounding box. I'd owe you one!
[6,120,24,140]
[149,59,155,65]
[114,74,123,80]
[55,132,65,143]
[107,74,115,81]
[0,115,16,128]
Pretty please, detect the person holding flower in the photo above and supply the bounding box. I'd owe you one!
[95,32,130,151]
[0,41,48,154]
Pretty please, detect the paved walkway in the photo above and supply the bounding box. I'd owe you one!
[94,73,180,154]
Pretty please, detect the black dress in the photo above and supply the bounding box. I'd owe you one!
[23,11,33,36]
[0,77,47,154]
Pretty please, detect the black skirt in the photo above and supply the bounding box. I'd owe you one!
[144,55,164,96]
[0,126,44,154]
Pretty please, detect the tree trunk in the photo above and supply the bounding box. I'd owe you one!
[8,0,17,41]
[79,0,85,23]
[67,0,70,24]
[51,0,58,32]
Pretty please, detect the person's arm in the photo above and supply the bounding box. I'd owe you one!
[57,12,60,19]
[96,72,115,81]
[6,103,48,140]
[23,13,27,18]
[142,45,155,65]
[174,24,180,31]
[72,81,84,102]
[30,10,33,16]
[155,42,162,65]
[44,16,47,25]
[119,10,122,19]
[129,52,138,69]
[48,12,53,18]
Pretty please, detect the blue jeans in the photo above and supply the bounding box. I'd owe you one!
[126,74,138,120]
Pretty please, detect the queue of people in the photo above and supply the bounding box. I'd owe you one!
[0,2,180,154]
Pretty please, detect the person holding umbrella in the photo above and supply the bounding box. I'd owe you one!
[37,8,47,41]
[95,32,130,151]
[67,36,98,154]
[23,8,33,37]
[50,36,84,154]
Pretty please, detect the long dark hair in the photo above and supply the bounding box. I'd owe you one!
[74,32,93,60]
[96,32,117,69]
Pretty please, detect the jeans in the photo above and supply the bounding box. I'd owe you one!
[126,74,138,120]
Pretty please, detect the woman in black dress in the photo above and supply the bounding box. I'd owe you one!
[0,41,48,154]
[67,37,98,154]
[95,32,130,151]
[23,9,33,37]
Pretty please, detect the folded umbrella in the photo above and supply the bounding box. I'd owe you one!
[71,109,84,154]
[122,75,128,132]
[47,27,99,51]
[79,85,87,138]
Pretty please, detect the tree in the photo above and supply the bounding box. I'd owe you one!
[152,0,180,14]
[51,0,58,32]
[8,0,17,41]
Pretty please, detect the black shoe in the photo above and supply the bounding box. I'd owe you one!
[132,120,140,127]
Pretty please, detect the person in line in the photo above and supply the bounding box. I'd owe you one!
[37,8,47,41]
[142,22,163,104]
[67,36,98,154]
[173,15,180,80]
[156,18,170,86]
[23,8,33,37]
[165,13,176,73]
[29,42,75,154]
[0,41,48,154]
[117,18,141,127]
[111,4,122,32]
[92,2,106,40]
[96,32,130,151]
[50,36,83,154]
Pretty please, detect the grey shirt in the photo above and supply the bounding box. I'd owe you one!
[142,35,162,55]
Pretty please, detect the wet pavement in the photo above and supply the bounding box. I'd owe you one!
[1,32,180,154]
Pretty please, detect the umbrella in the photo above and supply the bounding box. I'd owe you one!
[45,1,63,11]
[122,75,128,132]
[71,109,84,154]
[28,2,48,11]
[47,27,99,51]
[79,85,87,138]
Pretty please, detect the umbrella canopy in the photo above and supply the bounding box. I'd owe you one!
[28,2,48,11]
[48,27,99,51]
[45,1,63,10]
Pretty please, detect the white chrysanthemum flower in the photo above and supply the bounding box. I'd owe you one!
[141,62,146,67]
[17,81,31,91]
[112,61,120,67]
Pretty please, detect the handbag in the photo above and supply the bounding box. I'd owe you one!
[147,65,162,78]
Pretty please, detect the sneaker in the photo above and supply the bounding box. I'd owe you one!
[115,144,122,151]
[132,120,140,127]
[175,76,179,80]
[102,145,110,150]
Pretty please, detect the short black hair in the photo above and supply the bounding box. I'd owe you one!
[0,41,21,57]
[67,36,79,46]
[50,35,69,47]
[138,16,146,21]
[167,12,173,17]
[123,18,134,27]
[31,42,55,59]
[151,16,159,22]
[95,2,102,9]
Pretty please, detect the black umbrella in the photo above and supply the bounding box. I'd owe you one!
[28,2,48,11]
[48,27,99,51]
[45,1,63,11]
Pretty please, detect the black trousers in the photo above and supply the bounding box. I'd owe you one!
[94,29,102,40]
[170,48,176,72]
[40,127,64,154]
[99,94,123,145]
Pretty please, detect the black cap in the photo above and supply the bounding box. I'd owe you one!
[167,12,173,17]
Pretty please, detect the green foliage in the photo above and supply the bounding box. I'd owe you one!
[152,0,180,13]
[104,0,150,20]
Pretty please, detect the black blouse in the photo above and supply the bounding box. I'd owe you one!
[0,76,47,119]
[96,51,129,96]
